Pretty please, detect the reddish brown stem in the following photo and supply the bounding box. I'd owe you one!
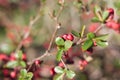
[15,14,41,53]
[27,5,64,71]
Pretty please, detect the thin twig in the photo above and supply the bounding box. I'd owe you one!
[27,4,64,71]
[47,5,64,51]
[27,51,51,71]
[47,23,60,51]
[61,59,67,69]
[94,24,104,33]
[57,4,64,19]
[15,14,41,53]
[76,37,87,45]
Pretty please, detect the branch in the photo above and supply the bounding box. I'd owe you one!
[94,24,104,33]
[27,4,64,71]
[61,59,68,69]
[76,24,104,45]
[15,14,41,53]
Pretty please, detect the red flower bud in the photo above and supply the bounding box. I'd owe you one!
[105,8,114,22]
[58,62,64,68]
[106,20,114,28]
[66,34,74,41]
[3,69,9,76]
[0,54,8,61]
[10,53,16,61]
[107,8,114,15]
[50,67,56,75]
[106,20,119,30]
[111,22,119,30]
[62,34,74,41]
[10,71,16,78]
[22,54,27,61]
[35,60,41,65]
[79,60,88,70]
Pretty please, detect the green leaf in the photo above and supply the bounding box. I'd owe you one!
[19,69,33,80]
[73,1,82,9]
[93,6,103,21]
[53,9,57,17]
[18,76,23,80]
[64,40,73,51]
[87,32,95,39]
[102,11,109,21]
[15,50,23,60]
[20,69,27,77]
[27,72,33,79]
[66,70,76,79]
[54,66,64,74]
[20,61,26,68]
[91,17,100,22]
[96,40,108,47]
[56,49,63,61]
[53,74,64,80]
[71,30,81,37]
[6,61,18,68]
[94,34,108,40]
[94,6,101,15]
[81,25,86,37]
[82,39,93,51]
[55,37,65,46]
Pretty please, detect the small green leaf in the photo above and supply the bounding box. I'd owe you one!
[27,72,33,79]
[91,17,100,22]
[20,69,27,76]
[19,69,33,80]
[54,66,64,74]
[20,61,26,68]
[94,6,101,15]
[66,70,75,79]
[64,40,73,51]
[102,11,109,21]
[73,1,82,9]
[96,40,108,47]
[6,61,18,68]
[81,25,86,37]
[55,37,65,46]
[94,34,108,40]
[93,6,103,21]
[87,32,95,39]
[53,74,64,80]
[82,39,93,51]
[53,9,57,17]
[56,49,63,61]
[15,50,23,60]
[71,30,80,37]
[18,76,23,80]
[18,51,23,59]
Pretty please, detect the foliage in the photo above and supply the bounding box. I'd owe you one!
[0,0,120,80]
